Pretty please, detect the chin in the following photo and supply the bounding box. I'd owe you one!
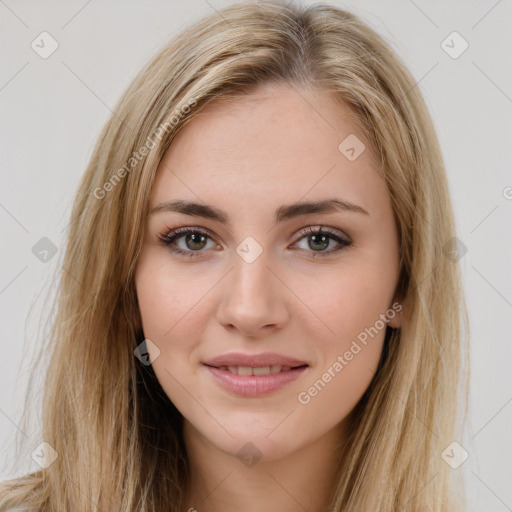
[196,417,308,464]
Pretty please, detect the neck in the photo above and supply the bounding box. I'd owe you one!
[182,420,347,512]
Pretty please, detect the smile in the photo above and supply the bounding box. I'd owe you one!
[202,352,309,397]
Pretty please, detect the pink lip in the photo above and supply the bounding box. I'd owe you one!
[205,366,308,397]
[203,352,309,398]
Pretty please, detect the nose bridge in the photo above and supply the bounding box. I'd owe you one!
[216,239,288,334]
[233,246,271,300]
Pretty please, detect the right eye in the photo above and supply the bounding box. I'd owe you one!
[157,227,219,258]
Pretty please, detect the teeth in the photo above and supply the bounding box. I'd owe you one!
[220,365,296,375]
[253,366,270,375]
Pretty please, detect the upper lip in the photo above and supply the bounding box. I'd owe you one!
[203,352,309,368]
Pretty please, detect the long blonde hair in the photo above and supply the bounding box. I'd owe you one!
[0,1,470,510]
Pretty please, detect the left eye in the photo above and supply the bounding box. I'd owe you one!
[157,226,352,258]
[293,226,352,255]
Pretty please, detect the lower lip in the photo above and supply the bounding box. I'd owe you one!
[204,365,308,397]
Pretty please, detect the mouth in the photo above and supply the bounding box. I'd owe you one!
[202,352,309,397]
[207,364,307,376]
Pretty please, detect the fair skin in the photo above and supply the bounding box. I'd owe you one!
[134,82,401,511]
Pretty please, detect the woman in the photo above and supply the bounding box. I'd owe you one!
[0,1,469,510]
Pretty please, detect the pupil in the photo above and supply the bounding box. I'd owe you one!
[309,234,329,251]
[186,233,207,250]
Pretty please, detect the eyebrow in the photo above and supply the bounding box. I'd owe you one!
[150,198,369,227]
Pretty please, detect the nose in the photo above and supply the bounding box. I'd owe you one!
[215,249,290,338]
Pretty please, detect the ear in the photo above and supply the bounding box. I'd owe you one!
[386,294,403,329]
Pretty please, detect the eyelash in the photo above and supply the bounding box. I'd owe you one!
[157,225,352,259]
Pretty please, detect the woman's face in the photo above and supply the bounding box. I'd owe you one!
[135,83,401,461]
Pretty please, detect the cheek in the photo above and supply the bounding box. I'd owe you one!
[293,263,394,413]
[296,336,384,432]
[296,273,390,419]
[309,278,388,389]
[135,254,212,343]
[296,260,396,344]
[135,260,210,404]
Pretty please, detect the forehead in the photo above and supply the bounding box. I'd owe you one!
[151,83,386,214]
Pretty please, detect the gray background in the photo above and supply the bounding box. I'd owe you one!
[1,0,511,509]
